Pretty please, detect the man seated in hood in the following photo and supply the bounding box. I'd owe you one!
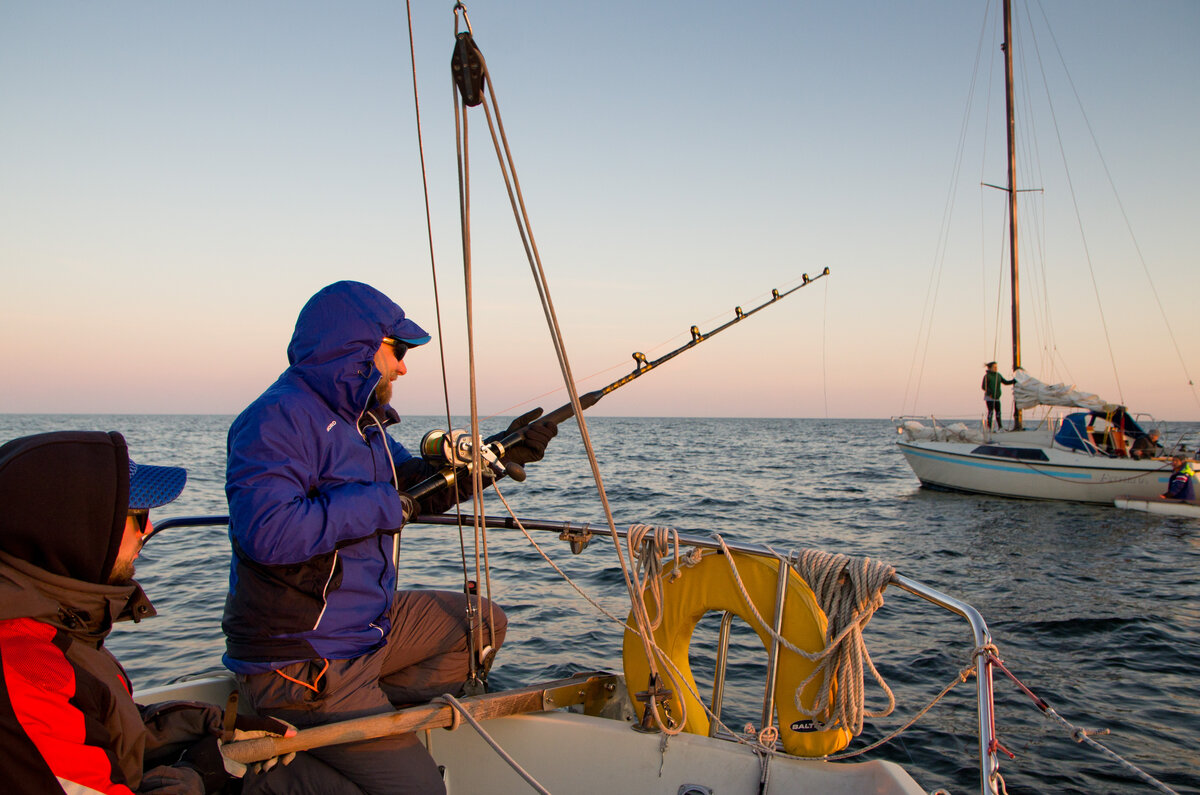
[223,281,557,795]
[0,430,299,795]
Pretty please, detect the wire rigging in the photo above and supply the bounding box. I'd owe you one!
[405,0,492,689]
[447,3,676,732]
[901,0,994,416]
[1030,0,1200,412]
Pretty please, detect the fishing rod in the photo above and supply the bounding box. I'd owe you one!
[406,268,830,509]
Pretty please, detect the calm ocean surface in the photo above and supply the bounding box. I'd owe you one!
[3,414,1197,794]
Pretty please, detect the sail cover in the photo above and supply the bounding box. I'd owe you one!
[1012,370,1118,412]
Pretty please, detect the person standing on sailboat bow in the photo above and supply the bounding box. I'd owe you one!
[982,362,1016,432]
[223,280,557,795]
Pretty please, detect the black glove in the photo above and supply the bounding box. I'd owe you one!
[140,765,204,795]
[176,734,231,793]
[501,408,558,466]
[398,491,416,522]
[377,492,416,536]
[231,713,296,737]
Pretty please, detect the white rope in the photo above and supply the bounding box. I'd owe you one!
[458,19,668,726]
[711,535,896,736]
[627,524,684,631]
[825,663,974,761]
[991,648,1180,794]
[435,694,552,795]
[788,547,897,735]
[487,491,971,768]
[487,488,689,736]
[1043,707,1179,794]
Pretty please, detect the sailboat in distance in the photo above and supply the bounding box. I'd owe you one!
[894,0,1185,504]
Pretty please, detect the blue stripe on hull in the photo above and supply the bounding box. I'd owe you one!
[901,446,1094,478]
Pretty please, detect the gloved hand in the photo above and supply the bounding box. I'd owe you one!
[218,714,298,778]
[398,491,417,522]
[500,408,558,466]
[176,735,230,793]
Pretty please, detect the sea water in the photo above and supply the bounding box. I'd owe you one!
[2,414,1197,794]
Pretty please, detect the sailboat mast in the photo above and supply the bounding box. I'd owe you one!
[1002,0,1023,430]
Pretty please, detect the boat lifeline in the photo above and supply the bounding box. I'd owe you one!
[141,514,1002,795]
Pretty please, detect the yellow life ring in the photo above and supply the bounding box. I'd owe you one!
[622,550,852,757]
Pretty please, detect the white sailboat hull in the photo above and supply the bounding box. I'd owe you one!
[433,711,924,795]
[136,675,925,795]
[897,439,1171,504]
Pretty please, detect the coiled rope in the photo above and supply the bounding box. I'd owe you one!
[787,547,897,734]
[708,535,897,735]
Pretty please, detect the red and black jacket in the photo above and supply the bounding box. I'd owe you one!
[0,431,219,794]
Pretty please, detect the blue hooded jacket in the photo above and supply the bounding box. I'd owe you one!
[222,281,435,673]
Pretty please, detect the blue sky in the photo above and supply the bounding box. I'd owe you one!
[2,0,1198,419]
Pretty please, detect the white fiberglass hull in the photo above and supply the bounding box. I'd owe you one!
[897,439,1171,504]
[432,711,923,795]
[136,676,925,795]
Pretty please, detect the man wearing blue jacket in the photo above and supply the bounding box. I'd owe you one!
[222,280,556,794]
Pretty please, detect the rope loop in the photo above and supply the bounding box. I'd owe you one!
[434,695,464,732]
[628,524,684,631]
[707,536,898,737]
[435,694,550,794]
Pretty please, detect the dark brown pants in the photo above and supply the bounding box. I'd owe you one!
[238,590,507,795]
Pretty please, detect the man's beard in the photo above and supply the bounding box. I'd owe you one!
[374,376,393,406]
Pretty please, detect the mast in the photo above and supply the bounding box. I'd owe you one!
[1002,0,1023,430]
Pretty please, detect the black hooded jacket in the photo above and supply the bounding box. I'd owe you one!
[0,431,220,794]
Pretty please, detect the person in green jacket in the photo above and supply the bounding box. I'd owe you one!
[982,362,1015,431]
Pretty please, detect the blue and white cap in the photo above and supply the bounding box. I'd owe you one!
[388,314,431,346]
[128,459,187,510]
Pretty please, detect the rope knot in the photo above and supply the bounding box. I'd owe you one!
[628,523,685,631]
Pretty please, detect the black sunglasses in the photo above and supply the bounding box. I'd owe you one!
[129,509,149,534]
[384,338,409,361]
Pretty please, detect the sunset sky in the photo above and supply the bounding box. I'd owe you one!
[2,0,1197,420]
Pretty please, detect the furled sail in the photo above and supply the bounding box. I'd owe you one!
[1012,370,1117,412]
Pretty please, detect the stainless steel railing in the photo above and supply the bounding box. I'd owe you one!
[153,513,1000,795]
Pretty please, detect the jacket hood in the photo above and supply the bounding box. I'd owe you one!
[0,431,129,584]
[286,281,422,421]
[0,551,156,636]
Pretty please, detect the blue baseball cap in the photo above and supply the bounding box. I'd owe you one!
[388,315,431,346]
[128,458,187,510]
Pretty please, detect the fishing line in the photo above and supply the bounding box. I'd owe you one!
[821,275,829,418]
[902,0,993,417]
[486,274,819,420]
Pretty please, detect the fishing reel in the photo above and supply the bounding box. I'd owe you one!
[420,429,526,482]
